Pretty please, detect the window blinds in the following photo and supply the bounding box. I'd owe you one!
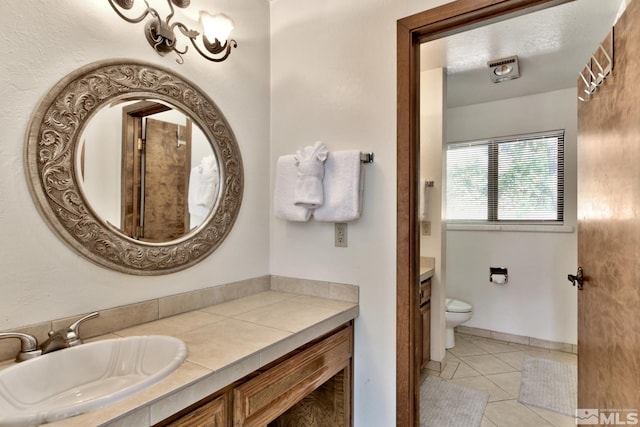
[446,130,564,223]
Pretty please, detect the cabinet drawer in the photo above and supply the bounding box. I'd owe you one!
[233,325,353,427]
[419,278,431,306]
[166,393,228,427]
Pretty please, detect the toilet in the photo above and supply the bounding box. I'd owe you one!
[445,298,473,349]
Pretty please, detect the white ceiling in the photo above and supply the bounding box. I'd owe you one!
[420,0,625,107]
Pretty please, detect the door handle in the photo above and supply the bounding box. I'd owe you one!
[568,266,584,290]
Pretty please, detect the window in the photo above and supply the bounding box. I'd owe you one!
[446,130,564,223]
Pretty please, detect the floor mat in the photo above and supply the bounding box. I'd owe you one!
[518,354,577,416]
[420,375,489,427]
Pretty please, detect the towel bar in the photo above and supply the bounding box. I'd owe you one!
[360,152,374,163]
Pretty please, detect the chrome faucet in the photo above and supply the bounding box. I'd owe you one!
[0,332,42,362]
[39,312,100,355]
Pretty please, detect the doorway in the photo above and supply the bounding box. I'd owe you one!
[396,0,617,425]
[121,101,193,242]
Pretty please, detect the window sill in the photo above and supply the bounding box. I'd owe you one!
[446,223,574,233]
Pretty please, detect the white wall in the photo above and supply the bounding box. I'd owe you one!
[269,1,452,426]
[0,1,483,426]
[420,68,446,363]
[0,0,271,329]
[445,88,578,344]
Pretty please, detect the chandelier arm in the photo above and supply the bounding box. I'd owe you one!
[164,0,176,25]
[174,50,185,64]
[173,21,199,38]
[189,37,236,63]
[174,43,188,55]
[107,0,153,23]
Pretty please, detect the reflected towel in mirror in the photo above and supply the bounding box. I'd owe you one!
[188,155,219,224]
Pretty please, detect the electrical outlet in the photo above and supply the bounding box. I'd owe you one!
[335,223,348,247]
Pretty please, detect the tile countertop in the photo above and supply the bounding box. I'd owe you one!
[17,291,358,427]
[420,257,435,283]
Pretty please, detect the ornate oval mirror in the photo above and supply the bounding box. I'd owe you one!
[25,60,243,275]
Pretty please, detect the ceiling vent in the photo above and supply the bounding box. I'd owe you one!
[488,55,520,83]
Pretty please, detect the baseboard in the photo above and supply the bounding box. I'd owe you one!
[426,360,443,372]
[455,325,578,354]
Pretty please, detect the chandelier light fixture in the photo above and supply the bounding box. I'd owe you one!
[107,0,237,64]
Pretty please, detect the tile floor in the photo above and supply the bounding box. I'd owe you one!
[426,332,577,427]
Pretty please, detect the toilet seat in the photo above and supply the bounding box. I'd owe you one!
[446,298,472,313]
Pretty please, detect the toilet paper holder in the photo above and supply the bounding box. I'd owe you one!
[490,267,508,284]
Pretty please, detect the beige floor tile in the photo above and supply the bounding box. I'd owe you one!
[485,371,522,398]
[452,361,482,378]
[445,350,461,363]
[426,369,441,377]
[526,404,576,427]
[484,400,553,426]
[494,351,526,370]
[472,338,530,354]
[481,415,498,427]
[461,354,518,375]
[449,375,513,402]
[526,349,578,366]
[440,361,459,379]
[448,339,489,358]
[419,334,576,427]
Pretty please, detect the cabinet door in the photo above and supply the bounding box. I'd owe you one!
[233,326,353,427]
[419,278,431,306]
[420,302,430,370]
[166,393,228,427]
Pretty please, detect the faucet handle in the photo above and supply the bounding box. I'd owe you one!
[66,312,100,345]
[0,332,42,362]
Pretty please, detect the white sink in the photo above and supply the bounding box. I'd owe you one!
[0,335,187,427]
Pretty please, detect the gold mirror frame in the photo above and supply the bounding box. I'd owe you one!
[25,59,243,275]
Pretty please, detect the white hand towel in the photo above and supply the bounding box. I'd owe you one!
[421,179,430,220]
[274,154,312,221]
[294,141,328,209]
[188,155,219,221]
[314,150,363,222]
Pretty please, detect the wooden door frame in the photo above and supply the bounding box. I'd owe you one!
[395,1,573,425]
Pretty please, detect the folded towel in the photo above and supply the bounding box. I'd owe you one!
[274,155,312,221]
[188,155,219,224]
[421,179,430,220]
[314,150,363,222]
[294,141,328,209]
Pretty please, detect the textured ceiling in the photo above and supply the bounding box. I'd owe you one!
[420,0,625,107]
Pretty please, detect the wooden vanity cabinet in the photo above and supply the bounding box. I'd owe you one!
[418,278,431,371]
[235,325,352,426]
[156,323,353,427]
[164,393,229,427]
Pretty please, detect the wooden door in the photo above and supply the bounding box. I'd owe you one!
[120,101,192,242]
[577,0,640,417]
[143,117,192,242]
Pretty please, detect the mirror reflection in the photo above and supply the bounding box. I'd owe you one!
[25,60,243,274]
[78,100,219,243]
